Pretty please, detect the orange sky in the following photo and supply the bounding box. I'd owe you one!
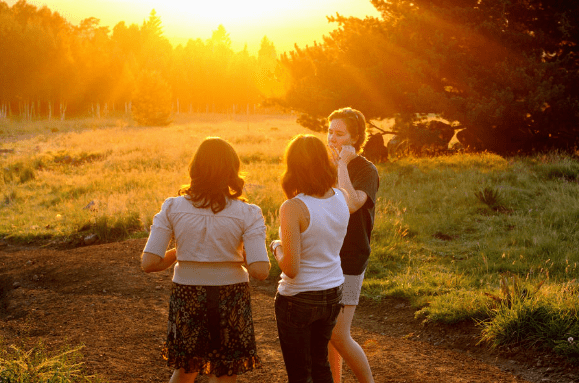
[5,0,381,54]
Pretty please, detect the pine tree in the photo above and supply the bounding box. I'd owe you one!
[132,69,172,126]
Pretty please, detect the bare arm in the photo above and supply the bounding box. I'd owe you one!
[337,146,368,213]
[141,249,177,273]
[275,199,303,279]
[246,261,270,280]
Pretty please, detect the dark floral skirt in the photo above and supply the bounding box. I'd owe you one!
[162,282,261,377]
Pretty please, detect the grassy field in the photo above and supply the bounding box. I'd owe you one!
[1,114,578,361]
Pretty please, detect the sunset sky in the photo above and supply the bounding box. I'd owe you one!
[5,0,381,54]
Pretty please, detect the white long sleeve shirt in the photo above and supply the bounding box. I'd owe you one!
[144,196,268,285]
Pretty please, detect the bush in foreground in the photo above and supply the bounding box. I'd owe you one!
[479,283,579,360]
[0,341,105,382]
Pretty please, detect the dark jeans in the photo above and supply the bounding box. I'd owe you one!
[275,285,343,383]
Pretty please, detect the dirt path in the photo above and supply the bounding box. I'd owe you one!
[0,239,575,382]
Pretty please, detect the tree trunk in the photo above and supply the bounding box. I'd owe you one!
[22,101,31,121]
[125,102,133,115]
[48,101,52,120]
[246,104,250,131]
[60,101,67,121]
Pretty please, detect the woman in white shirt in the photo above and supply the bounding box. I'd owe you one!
[141,137,270,383]
[270,135,355,383]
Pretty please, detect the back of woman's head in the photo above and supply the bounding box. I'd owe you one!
[328,107,367,152]
[282,135,337,199]
[180,137,245,213]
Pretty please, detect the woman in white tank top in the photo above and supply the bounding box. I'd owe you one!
[270,135,356,383]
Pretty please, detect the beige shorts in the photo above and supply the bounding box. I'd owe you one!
[340,271,365,306]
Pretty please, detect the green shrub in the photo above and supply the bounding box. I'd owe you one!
[92,211,142,242]
[0,341,104,382]
[552,322,579,360]
[2,161,36,184]
[479,285,579,359]
[474,186,504,210]
[416,290,492,324]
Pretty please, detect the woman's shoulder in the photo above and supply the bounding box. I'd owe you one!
[280,197,307,215]
[162,195,191,207]
[333,187,346,199]
[228,199,264,216]
[333,188,351,208]
[279,198,309,226]
[282,196,306,207]
[160,195,181,207]
[164,195,185,202]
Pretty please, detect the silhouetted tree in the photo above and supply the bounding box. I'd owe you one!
[282,0,579,154]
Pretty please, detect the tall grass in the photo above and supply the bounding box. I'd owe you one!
[2,116,579,358]
[365,152,579,356]
[0,340,105,382]
[0,114,294,244]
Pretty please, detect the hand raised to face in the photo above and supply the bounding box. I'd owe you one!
[328,144,340,166]
[338,145,357,166]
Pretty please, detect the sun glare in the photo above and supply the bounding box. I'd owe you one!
[6,0,380,53]
[140,0,308,29]
[151,0,338,52]
[180,1,286,24]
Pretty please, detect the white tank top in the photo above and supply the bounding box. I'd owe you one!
[277,188,349,296]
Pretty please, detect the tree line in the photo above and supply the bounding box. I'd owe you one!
[3,0,578,153]
[0,0,287,121]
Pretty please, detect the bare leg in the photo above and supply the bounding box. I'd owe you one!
[328,341,343,382]
[168,368,198,383]
[329,305,374,383]
[208,374,237,383]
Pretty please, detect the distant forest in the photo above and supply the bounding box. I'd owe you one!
[0,0,287,120]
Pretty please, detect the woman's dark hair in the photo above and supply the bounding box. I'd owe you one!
[281,135,337,199]
[327,107,368,152]
[179,137,245,213]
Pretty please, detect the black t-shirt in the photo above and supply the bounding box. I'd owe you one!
[340,156,379,275]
